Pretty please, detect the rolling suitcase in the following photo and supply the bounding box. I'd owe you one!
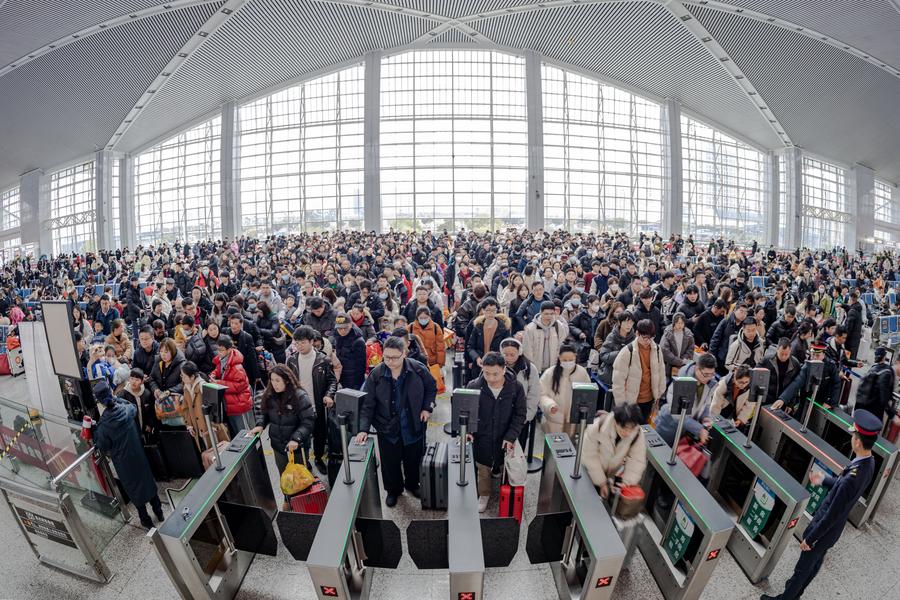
[420,442,448,510]
[143,444,170,480]
[886,416,900,444]
[289,482,328,514]
[499,466,524,523]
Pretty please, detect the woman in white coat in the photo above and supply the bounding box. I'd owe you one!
[539,344,592,436]
[581,404,647,497]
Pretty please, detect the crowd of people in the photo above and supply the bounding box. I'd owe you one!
[4,229,900,520]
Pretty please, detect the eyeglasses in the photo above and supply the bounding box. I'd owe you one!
[639,334,652,340]
[383,354,404,362]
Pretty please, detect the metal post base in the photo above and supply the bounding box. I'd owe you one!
[526,456,544,474]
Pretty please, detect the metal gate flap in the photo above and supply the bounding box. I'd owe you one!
[276,510,322,561]
[480,517,519,568]
[355,517,402,569]
[526,511,573,564]
[406,519,449,569]
[218,501,277,557]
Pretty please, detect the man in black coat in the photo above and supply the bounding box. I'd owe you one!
[402,285,444,328]
[709,304,748,374]
[355,336,436,507]
[333,313,367,390]
[765,306,799,346]
[853,348,899,423]
[123,276,147,340]
[287,326,338,474]
[182,315,213,374]
[844,292,864,359]
[634,288,664,343]
[228,312,260,389]
[466,352,526,514]
[347,279,385,324]
[133,325,159,378]
[764,338,801,409]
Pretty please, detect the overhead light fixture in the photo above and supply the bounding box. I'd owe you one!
[736,9,743,13]
[748,91,757,95]
[720,56,730,62]
[198,31,208,37]
[124,120,132,124]
[129,14,138,19]
[135,105,143,109]
[162,72,171,76]
[767,18,775,22]
[759,106,768,110]
[27,55,33,59]
[147,89,156,94]
[680,15,692,21]
[164,4,172,8]
[701,36,712,42]
[178,52,188,58]
[49,44,55,48]
[796,27,803,32]
[72,34,80,38]
[99,24,107,29]
[222,8,233,14]
[735,75,744,79]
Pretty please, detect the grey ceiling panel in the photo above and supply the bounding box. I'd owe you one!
[472,0,783,149]
[0,0,162,68]
[117,0,438,153]
[690,4,900,182]
[702,0,900,71]
[428,27,479,44]
[0,3,221,188]
[364,0,547,20]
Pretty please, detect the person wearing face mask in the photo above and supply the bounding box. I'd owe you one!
[408,306,446,372]
[539,344,592,436]
[568,294,603,365]
[581,403,647,499]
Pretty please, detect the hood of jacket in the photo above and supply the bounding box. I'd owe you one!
[609,328,636,346]
[472,313,511,329]
[532,313,561,330]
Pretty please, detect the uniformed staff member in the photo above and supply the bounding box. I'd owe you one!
[762,410,879,600]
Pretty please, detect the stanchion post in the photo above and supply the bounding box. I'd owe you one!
[202,403,224,471]
[457,414,469,487]
[339,413,354,485]
[571,406,588,479]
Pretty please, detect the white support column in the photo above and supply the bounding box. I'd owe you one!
[893,184,900,232]
[220,100,240,240]
[767,151,780,247]
[783,147,803,249]
[120,157,136,249]
[20,169,51,256]
[663,98,683,236]
[525,50,544,231]
[852,163,876,253]
[94,150,114,251]
[363,51,382,233]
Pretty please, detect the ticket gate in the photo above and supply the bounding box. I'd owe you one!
[527,432,626,599]
[282,389,403,600]
[754,406,864,535]
[637,425,734,600]
[706,415,809,583]
[407,390,520,600]
[150,430,277,600]
[806,401,899,526]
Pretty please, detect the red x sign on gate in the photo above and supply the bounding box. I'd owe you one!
[458,593,475,600]
[321,586,338,597]
[596,576,613,588]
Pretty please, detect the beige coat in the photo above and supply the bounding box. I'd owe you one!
[539,364,592,435]
[521,315,570,373]
[611,340,667,406]
[582,413,647,488]
[712,375,757,424]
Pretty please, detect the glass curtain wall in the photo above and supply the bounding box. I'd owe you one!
[801,156,849,250]
[875,178,895,225]
[48,161,96,255]
[380,50,528,232]
[133,117,222,245]
[681,115,766,242]
[542,64,664,234]
[111,158,121,248]
[237,65,365,236]
[0,186,20,231]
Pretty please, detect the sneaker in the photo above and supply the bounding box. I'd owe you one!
[153,508,164,523]
[139,517,154,530]
[385,494,399,508]
[405,486,421,499]
[315,459,327,475]
[478,495,489,513]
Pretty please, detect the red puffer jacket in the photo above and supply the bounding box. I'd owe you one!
[212,349,252,416]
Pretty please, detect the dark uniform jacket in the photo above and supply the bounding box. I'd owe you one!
[466,372,526,469]
[804,456,874,549]
[358,359,437,440]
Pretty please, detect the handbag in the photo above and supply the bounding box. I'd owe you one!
[280,449,315,496]
[503,441,528,487]
[429,363,446,394]
[676,436,709,477]
[614,485,646,520]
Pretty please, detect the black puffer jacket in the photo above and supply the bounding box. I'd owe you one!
[598,328,636,385]
[148,350,186,395]
[765,317,798,346]
[466,372,526,469]
[256,389,315,454]
[335,325,367,389]
[184,333,213,373]
[257,310,286,364]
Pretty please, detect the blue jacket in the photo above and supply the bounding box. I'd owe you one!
[804,455,874,549]
[94,307,120,336]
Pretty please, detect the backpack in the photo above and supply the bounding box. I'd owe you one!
[856,364,886,406]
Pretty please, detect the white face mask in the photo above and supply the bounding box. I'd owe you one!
[560,360,576,370]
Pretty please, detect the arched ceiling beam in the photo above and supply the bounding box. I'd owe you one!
[0,0,223,76]
[663,0,791,147]
[107,0,248,149]
[681,0,900,79]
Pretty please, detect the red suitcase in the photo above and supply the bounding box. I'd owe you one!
[289,482,328,514]
[886,416,900,444]
[499,483,524,523]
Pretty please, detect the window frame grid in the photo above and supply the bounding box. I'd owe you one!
[48,161,96,255]
[0,186,20,232]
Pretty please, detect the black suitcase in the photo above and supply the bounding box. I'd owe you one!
[420,442,448,510]
[144,444,170,480]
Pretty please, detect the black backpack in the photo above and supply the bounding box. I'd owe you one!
[856,364,886,406]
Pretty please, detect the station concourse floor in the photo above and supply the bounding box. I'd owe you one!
[1,373,898,600]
